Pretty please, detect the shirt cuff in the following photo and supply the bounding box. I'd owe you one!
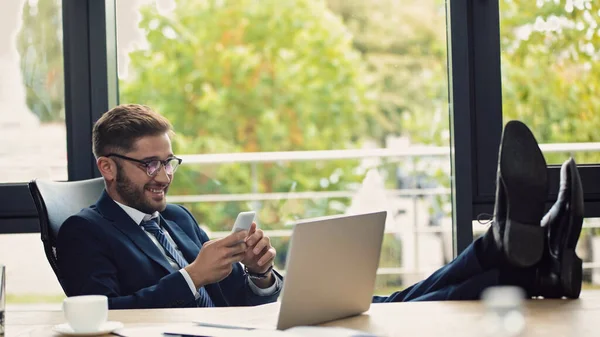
[247,272,280,296]
[179,268,201,300]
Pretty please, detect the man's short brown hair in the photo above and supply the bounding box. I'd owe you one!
[92,104,173,158]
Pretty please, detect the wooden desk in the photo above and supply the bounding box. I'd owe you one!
[7,290,600,337]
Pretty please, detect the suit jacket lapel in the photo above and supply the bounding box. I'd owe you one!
[160,217,201,264]
[95,191,176,274]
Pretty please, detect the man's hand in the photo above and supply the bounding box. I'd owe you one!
[185,230,248,288]
[242,223,276,275]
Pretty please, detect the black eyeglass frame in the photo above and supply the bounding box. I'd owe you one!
[104,153,183,176]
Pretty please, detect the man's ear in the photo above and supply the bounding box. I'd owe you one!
[97,157,116,181]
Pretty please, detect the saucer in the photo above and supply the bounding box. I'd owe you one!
[52,321,124,336]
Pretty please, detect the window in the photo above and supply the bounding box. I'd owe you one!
[577,218,600,290]
[2,0,596,311]
[0,0,67,183]
[0,0,66,309]
[117,0,452,294]
[500,0,600,165]
[499,0,600,289]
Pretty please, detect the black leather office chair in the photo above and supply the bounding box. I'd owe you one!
[28,178,105,287]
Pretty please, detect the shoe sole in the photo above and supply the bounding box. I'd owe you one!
[564,159,585,251]
[560,158,584,299]
[499,121,548,267]
[561,251,583,299]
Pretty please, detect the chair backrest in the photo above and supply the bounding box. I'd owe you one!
[28,178,105,284]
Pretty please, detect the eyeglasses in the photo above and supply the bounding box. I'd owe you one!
[105,153,183,176]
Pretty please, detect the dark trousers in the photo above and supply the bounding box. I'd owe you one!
[373,239,500,302]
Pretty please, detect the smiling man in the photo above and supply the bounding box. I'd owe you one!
[57,104,585,310]
[56,104,281,309]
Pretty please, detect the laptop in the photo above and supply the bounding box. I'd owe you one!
[276,211,386,329]
[191,211,387,331]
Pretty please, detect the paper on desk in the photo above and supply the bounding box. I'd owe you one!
[164,325,379,337]
[114,323,378,337]
[166,325,283,337]
[194,321,275,330]
[113,324,270,337]
[285,326,379,337]
[113,324,181,337]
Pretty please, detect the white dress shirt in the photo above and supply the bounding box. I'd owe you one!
[113,201,279,298]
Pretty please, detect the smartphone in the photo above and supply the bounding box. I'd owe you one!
[231,211,256,233]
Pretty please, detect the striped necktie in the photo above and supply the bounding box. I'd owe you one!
[141,219,215,307]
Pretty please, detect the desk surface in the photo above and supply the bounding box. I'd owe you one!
[7,290,600,337]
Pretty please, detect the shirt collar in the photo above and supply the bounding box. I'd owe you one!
[113,200,159,225]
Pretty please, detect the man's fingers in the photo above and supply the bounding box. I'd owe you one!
[257,248,276,266]
[245,229,264,247]
[248,222,257,236]
[220,230,248,246]
[252,236,270,255]
[226,252,246,265]
[224,242,247,256]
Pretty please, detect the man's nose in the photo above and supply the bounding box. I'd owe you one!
[153,164,171,183]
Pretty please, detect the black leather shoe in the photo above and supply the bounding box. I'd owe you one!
[492,121,548,268]
[533,158,584,299]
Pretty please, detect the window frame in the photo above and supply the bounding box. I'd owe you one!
[463,0,600,219]
[2,0,598,262]
[0,0,118,233]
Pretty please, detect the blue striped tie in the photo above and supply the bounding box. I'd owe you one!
[141,219,215,307]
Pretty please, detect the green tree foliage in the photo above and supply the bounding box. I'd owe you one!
[500,0,600,163]
[326,0,451,229]
[16,0,64,122]
[120,0,380,231]
[327,0,449,146]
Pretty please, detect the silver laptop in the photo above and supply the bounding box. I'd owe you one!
[191,211,386,332]
[276,211,386,330]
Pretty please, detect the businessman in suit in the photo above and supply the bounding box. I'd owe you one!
[58,104,583,309]
[57,104,282,309]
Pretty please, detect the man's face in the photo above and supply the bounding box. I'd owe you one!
[113,133,174,214]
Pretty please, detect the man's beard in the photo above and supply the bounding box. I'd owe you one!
[115,164,168,214]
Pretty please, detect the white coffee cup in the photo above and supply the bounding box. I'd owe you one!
[63,295,108,332]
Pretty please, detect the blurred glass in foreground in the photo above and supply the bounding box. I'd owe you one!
[481,286,526,337]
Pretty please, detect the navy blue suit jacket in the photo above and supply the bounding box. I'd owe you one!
[56,190,281,309]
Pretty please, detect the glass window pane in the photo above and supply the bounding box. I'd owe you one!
[1,0,66,310]
[500,0,600,165]
[0,0,67,183]
[577,218,600,291]
[1,233,64,310]
[117,0,451,295]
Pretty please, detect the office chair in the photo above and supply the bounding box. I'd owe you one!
[28,177,105,288]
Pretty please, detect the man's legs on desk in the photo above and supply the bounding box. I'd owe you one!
[373,121,584,303]
[372,241,500,302]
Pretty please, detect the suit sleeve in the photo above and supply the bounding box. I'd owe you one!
[177,205,282,306]
[56,216,196,309]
